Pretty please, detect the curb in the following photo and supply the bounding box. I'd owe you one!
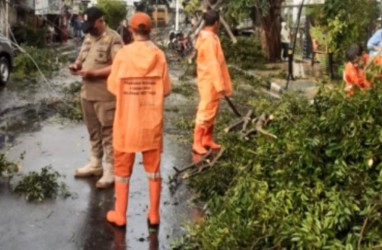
[228,65,283,98]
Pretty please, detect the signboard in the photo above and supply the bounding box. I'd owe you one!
[35,0,48,15]
[24,0,34,9]
[48,0,62,14]
[35,0,64,15]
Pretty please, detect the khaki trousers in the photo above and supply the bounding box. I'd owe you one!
[81,98,116,164]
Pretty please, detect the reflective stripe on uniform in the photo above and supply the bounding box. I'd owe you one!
[197,61,219,71]
[115,176,130,183]
[146,172,161,179]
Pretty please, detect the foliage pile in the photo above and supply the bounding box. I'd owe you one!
[0,153,19,177]
[11,166,71,202]
[177,72,382,248]
[1,153,71,202]
[221,36,266,70]
[12,46,65,81]
[57,82,83,121]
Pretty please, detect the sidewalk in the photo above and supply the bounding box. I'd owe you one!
[50,39,80,60]
[233,59,331,99]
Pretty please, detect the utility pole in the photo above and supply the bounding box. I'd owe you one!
[5,0,8,38]
[0,0,4,36]
[175,0,179,31]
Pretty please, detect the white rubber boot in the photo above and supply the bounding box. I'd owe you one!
[96,162,114,189]
[74,156,103,177]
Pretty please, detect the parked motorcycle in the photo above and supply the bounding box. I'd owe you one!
[168,31,193,57]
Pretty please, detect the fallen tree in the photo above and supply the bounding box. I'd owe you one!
[174,64,382,249]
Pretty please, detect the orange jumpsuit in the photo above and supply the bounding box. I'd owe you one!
[194,30,232,126]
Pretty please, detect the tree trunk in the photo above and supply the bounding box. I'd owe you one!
[255,0,283,61]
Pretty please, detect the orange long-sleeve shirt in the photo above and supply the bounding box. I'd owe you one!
[107,41,171,153]
[343,54,382,96]
[195,30,232,102]
[344,63,370,96]
[194,30,232,126]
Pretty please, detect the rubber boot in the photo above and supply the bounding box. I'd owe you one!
[202,125,221,150]
[96,162,114,189]
[192,125,208,155]
[75,156,103,177]
[107,181,129,227]
[147,179,161,229]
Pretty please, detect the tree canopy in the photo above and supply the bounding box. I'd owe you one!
[96,0,128,30]
[308,0,379,61]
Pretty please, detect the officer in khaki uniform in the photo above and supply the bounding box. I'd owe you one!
[69,7,123,189]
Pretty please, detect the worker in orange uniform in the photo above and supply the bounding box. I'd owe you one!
[106,12,171,228]
[192,10,233,155]
[344,44,374,96]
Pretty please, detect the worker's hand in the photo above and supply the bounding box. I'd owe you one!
[219,90,226,96]
[69,63,82,75]
[77,69,95,79]
[345,84,353,92]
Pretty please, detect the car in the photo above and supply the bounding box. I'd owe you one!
[0,34,13,85]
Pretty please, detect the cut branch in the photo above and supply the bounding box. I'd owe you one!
[224,110,254,133]
[224,119,244,133]
[241,110,254,133]
[170,149,213,183]
[243,113,277,139]
[183,148,225,179]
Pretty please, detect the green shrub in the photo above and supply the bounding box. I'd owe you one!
[177,66,382,249]
[12,26,48,48]
[12,46,64,81]
[221,36,266,70]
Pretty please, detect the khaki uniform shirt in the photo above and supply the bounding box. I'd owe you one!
[76,27,123,101]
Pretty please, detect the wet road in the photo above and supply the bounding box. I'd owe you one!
[0,62,197,249]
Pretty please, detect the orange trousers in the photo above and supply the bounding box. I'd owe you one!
[114,149,161,180]
[195,98,220,127]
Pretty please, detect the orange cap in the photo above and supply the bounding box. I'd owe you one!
[130,12,151,31]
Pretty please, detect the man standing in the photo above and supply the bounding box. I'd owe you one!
[192,10,233,155]
[280,21,290,61]
[69,7,123,189]
[106,12,171,227]
[367,28,382,56]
